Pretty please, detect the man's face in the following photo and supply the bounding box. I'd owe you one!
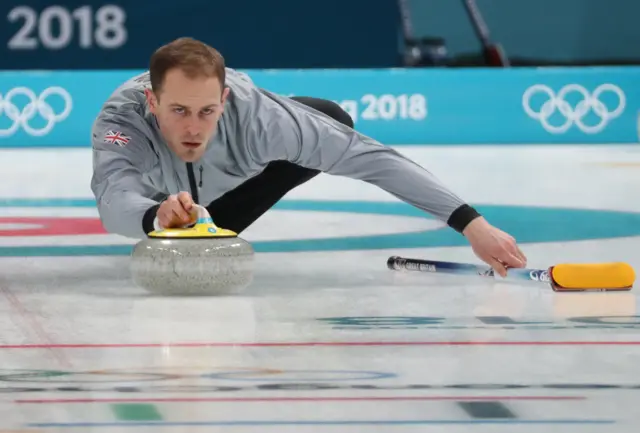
[145,68,229,162]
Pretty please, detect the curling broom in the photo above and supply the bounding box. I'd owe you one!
[387,256,635,292]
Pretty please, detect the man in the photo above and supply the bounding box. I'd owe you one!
[91,37,526,276]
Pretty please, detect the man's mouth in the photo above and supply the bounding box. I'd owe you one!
[182,141,201,148]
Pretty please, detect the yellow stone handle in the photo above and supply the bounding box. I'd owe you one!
[147,204,237,238]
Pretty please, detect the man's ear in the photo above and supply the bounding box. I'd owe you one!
[145,88,158,113]
[221,86,230,103]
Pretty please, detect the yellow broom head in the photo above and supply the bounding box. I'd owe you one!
[550,262,636,291]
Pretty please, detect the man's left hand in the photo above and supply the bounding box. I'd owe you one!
[463,216,527,277]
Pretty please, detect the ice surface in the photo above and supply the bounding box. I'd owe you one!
[0,145,639,432]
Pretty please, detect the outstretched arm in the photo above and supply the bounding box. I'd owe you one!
[239,88,527,274]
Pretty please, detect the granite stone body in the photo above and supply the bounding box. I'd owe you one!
[130,237,255,296]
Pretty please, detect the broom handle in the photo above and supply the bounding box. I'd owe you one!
[387,256,551,284]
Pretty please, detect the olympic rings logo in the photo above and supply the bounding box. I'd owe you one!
[0,87,72,137]
[522,84,625,134]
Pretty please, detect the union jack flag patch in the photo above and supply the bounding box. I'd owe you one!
[104,130,131,147]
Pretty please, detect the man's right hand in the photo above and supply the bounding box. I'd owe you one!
[157,192,197,229]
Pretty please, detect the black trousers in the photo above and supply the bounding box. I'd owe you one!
[205,96,354,234]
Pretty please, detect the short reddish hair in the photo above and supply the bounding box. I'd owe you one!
[149,37,226,93]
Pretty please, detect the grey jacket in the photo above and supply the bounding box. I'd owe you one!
[90,68,477,239]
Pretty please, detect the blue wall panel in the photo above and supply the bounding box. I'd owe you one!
[0,67,637,147]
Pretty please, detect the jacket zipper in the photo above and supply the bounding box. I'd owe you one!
[186,163,200,204]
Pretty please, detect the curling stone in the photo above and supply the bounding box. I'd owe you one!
[130,205,254,296]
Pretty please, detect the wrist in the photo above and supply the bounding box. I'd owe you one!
[461,215,489,237]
